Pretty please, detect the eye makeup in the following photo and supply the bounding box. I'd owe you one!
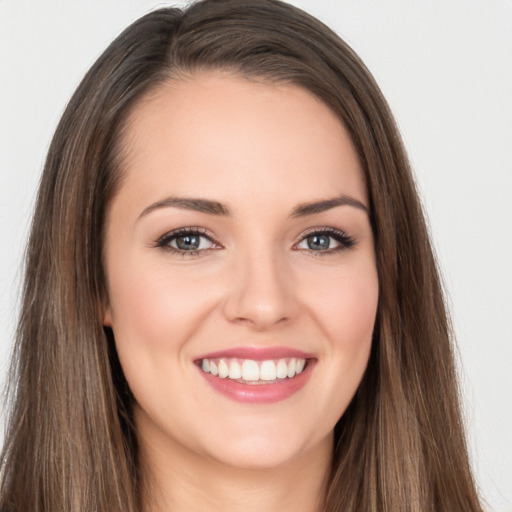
[153,225,356,257]
[293,226,356,256]
[154,227,222,257]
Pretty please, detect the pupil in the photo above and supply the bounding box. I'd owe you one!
[307,234,329,251]
[176,235,200,250]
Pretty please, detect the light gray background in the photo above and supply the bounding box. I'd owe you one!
[1,1,511,510]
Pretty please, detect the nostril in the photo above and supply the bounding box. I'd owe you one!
[221,260,299,329]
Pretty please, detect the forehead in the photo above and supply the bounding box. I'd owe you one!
[116,72,367,214]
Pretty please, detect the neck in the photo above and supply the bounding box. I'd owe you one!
[138,421,332,512]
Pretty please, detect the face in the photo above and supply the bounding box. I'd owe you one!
[103,73,378,471]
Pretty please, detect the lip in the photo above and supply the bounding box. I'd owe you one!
[194,346,315,361]
[194,346,316,404]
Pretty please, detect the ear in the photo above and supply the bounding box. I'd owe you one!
[103,306,113,327]
[100,297,113,327]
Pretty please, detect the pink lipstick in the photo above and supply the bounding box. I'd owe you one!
[194,346,315,404]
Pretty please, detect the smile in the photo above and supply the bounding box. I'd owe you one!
[194,348,315,403]
[199,357,307,383]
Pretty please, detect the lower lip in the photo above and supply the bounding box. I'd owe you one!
[197,361,315,404]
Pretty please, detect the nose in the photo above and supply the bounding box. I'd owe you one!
[222,248,298,330]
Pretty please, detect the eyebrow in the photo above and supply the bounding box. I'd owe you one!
[138,194,368,220]
[139,197,231,219]
[290,195,369,217]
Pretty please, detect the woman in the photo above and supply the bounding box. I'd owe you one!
[0,0,483,510]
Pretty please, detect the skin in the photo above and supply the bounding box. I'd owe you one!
[103,72,379,512]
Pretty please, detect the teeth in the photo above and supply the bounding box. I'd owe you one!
[218,360,229,378]
[199,357,307,382]
[276,359,288,379]
[287,358,296,378]
[260,360,277,381]
[228,360,242,379]
[242,360,260,381]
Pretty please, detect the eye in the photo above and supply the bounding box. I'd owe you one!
[295,228,355,254]
[155,228,219,254]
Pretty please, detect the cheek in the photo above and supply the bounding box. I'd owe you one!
[305,263,378,423]
[107,256,218,349]
[304,262,379,351]
[338,276,377,345]
[105,258,220,413]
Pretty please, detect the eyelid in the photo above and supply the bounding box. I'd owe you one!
[293,226,356,252]
[153,225,355,256]
[154,226,222,254]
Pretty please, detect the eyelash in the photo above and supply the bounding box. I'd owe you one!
[154,226,356,257]
[294,227,356,256]
[154,227,220,257]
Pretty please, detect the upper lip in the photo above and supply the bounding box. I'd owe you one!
[194,346,315,361]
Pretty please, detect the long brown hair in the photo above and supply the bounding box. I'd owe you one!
[1,1,482,510]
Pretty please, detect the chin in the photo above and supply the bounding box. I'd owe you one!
[198,421,331,471]
[207,441,306,470]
